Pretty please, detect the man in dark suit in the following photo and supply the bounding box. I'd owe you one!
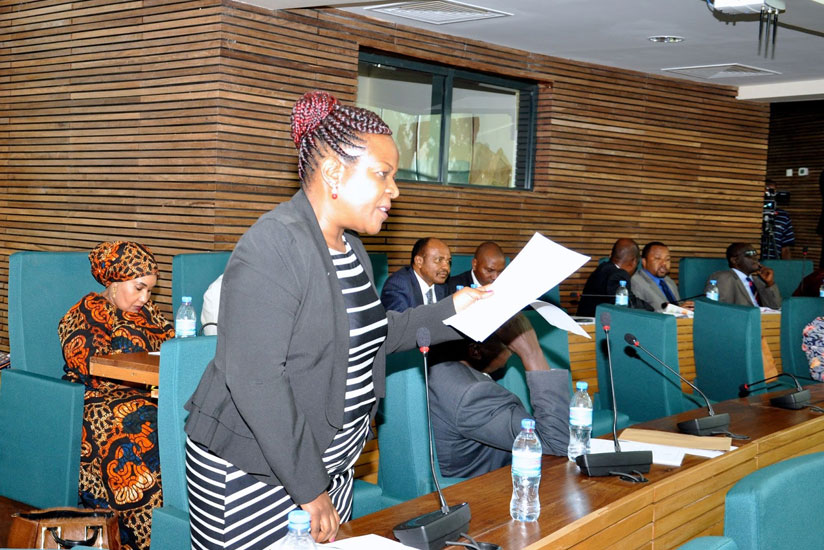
[705,243,782,309]
[448,241,506,292]
[428,313,570,478]
[381,237,452,312]
[576,238,653,317]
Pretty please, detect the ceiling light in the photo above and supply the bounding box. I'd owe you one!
[648,35,685,43]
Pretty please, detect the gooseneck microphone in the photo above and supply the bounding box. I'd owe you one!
[624,333,732,436]
[575,313,652,479]
[392,328,471,550]
[739,372,812,410]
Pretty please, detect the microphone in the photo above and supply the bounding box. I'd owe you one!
[624,333,731,436]
[660,293,705,310]
[739,372,811,409]
[393,327,471,549]
[574,313,652,478]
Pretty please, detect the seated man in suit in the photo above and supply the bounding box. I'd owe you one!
[631,241,692,312]
[448,241,506,291]
[381,237,452,312]
[705,242,782,309]
[428,314,570,479]
[576,238,653,317]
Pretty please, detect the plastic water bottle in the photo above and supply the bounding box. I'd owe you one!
[568,381,593,461]
[510,418,541,522]
[175,296,197,338]
[706,280,719,302]
[615,280,629,306]
[269,510,316,549]
[819,283,824,298]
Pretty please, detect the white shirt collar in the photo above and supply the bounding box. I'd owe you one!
[732,268,758,306]
[413,269,436,303]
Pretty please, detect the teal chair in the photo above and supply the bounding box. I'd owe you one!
[762,259,813,301]
[368,252,389,295]
[780,296,824,385]
[678,257,729,300]
[595,304,702,423]
[693,300,792,401]
[171,252,231,334]
[451,254,473,278]
[724,452,824,550]
[676,537,739,550]
[1,251,100,508]
[377,350,465,502]
[150,336,217,550]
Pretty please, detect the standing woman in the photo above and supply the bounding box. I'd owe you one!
[59,241,175,550]
[184,91,487,547]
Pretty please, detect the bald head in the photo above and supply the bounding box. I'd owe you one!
[610,238,640,274]
[472,241,506,286]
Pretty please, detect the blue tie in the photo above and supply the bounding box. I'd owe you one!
[658,279,676,304]
[746,277,761,306]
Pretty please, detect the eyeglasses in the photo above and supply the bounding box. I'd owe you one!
[743,250,758,257]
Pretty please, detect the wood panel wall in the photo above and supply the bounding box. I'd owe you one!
[767,100,824,268]
[1,0,771,352]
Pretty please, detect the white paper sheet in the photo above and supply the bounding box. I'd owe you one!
[321,534,418,549]
[530,300,591,339]
[443,232,590,341]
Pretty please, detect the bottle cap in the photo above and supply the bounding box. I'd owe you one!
[521,418,536,430]
[182,296,192,303]
[288,509,310,527]
[710,280,717,285]
[455,285,464,290]
[576,381,588,391]
[619,280,627,287]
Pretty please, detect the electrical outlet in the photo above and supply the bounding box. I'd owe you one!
[799,167,809,176]
[785,168,793,177]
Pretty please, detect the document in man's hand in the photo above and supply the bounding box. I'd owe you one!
[443,232,589,341]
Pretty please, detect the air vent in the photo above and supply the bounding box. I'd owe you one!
[661,63,781,79]
[366,1,511,25]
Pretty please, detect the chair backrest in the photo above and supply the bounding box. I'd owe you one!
[368,252,389,295]
[451,254,473,277]
[780,297,824,382]
[8,251,102,378]
[171,252,231,333]
[676,536,739,550]
[595,304,695,422]
[693,299,764,401]
[157,336,217,511]
[678,257,729,299]
[762,259,814,303]
[724,451,824,550]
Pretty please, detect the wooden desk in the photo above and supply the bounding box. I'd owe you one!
[340,385,824,549]
[89,352,159,386]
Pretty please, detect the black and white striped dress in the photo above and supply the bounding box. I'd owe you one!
[186,240,387,549]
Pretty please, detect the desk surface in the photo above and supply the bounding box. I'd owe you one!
[340,384,824,550]
[89,351,159,386]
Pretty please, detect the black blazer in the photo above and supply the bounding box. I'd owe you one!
[576,262,653,316]
[447,269,475,294]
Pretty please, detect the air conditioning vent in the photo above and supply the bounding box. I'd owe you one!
[662,63,781,79]
[366,1,511,25]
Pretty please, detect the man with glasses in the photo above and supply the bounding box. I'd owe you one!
[705,243,782,309]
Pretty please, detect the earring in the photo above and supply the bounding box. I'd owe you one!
[331,185,338,200]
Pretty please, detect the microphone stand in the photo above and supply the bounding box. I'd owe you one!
[575,314,652,479]
[393,329,471,550]
[739,372,814,410]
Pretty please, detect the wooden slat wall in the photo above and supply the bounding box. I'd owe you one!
[767,100,824,268]
[1,0,770,352]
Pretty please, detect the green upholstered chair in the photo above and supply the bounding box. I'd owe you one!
[595,304,702,423]
[678,257,729,300]
[150,336,217,550]
[368,252,389,295]
[450,254,473,279]
[779,296,824,385]
[676,537,739,550]
[724,452,824,550]
[693,300,791,402]
[762,259,813,301]
[1,251,100,508]
[171,252,231,334]
[377,349,465,502]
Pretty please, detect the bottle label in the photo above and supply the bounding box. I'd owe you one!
[706,290,719,301]
[819,288,824,298]
[176,319,196,338]
[569,406,592,427]
[512,449,541,477]
[615,294,628,306]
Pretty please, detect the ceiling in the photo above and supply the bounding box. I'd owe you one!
[241,0,824,102]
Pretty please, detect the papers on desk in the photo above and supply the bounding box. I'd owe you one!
[321,534,417,549]
[589,428,731,467]
[149,351,160,356]
[663,303,693,318]
[444,232,590,341]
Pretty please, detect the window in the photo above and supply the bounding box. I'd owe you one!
[357,52,537,190]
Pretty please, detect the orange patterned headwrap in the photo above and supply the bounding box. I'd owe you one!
[89,241,158,286]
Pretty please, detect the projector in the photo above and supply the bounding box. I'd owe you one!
[710,0,785,14]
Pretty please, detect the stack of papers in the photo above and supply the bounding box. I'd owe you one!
[589,428,732,467]
[321,534,417,549]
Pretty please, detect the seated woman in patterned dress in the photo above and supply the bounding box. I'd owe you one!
[59,241,175,550]
[802,316,824,382]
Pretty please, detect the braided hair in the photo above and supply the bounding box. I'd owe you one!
[290,90,392,183]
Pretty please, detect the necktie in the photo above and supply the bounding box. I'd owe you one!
[658,279,676,304]
[425,287,436,305]
[746,277,761,306]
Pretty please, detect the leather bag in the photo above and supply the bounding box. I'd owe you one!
[7,507,121,549]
